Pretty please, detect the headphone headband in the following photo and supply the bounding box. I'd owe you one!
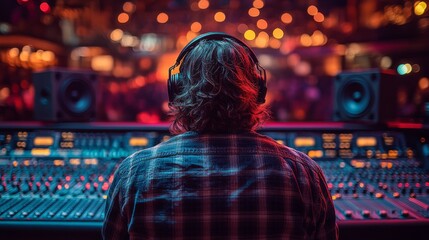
[173,32,260,68]
[168,32,267,104]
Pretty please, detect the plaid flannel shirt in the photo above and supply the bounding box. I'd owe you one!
[102,131,338,240]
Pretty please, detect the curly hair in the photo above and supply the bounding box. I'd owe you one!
[168,37,270,134]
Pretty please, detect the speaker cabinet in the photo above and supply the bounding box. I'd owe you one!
[333,69,399,123]
[33,69,98,121]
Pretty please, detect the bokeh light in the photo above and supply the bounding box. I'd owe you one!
[415,1,427,16]
[248,8,260,17]
[123,2,136,13]
[244,29,256,40]
[314,12,325,22]
[397,63,412,75]
[272,28,284,39]
[237,23,248,33]
[307,5,318,16]
[379,56,392,69]
[118,13,129,23]
[419,77,429,90]
[110,29,124,42]
[255,31,269,48]
[269,38,281,49]
[257,19,268,29]
[281,12,293,24]
[198,0,210,10]
[39,2,50,13]
[157,12,169,24]
[253,0,264,9]
[190,22,202,32]
[214,12,226,22]
[300,34,312,47]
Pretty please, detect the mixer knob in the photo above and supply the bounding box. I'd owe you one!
[344,210,353,218]
[378,210,388,218]
[75,212,82,217]
[334,193,342,199]
[48,211,55,217]
[375,192,384,199]
[20,183,30,194]
[409,192,417,198]
[61,211,69,217]
[22,211,29,217]
[8,211,16,216]
[401,210,410,217]
[393,192,400,198]
[35,211,41,217]
[362,210,371,218]
[88,212,95,218]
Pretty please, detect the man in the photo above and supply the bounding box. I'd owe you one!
[103,32,338,239]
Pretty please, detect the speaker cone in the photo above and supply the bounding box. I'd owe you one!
[337,77,373,119]
[59,77,95,116]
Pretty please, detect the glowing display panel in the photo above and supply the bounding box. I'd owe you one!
[34,137,54,146]
[294,137,315,147]
[129,137,149,147]
[356,137,377,147]
[31,148,51,156]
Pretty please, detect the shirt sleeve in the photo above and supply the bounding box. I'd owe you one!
[314,165,339,240]
[102,166,129,240]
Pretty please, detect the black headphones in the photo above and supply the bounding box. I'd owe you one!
[168,32,267,104]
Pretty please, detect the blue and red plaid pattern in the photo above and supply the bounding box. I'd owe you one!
[103,131,338,240]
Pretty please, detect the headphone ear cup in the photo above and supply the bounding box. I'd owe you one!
[168,73,183,102]
[257,77,267,104]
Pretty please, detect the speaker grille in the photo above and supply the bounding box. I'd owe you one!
[337,75,374,119]
[59,76,95,116]
[333,69,386,123]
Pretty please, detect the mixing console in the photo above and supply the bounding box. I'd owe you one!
[0,122,428,240]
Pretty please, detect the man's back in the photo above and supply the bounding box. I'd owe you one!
[103,131,338,239]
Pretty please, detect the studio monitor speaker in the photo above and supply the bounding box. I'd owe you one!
[33,68,98,121]
[333,69,398,123]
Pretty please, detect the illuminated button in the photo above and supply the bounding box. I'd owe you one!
[34,136,54,146]
[362,210,371,218]
[410,193,417,198]
[35,211,41,217]
[75,212,82,217]
[129,137,149,147]
[375,192,385,199]
[8,211,16,216]
[31,148,51,156]
[352,193,359,199]
[401,210,409,217]
[22,211,29,217]
[61,211,69,217]
[344,210,353,218]
[379,210,388,218]
[393,192,400,198]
